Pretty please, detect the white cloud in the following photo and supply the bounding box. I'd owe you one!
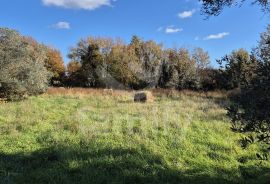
[165,26,183,34]
[51,22,71,29]
[42,0,112,10]
[204,32,230,40]
[178,9,196,18]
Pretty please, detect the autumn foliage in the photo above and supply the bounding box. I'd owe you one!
[45,48,65,84]
[0,28,51,100]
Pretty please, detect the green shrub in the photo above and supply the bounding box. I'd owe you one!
[228,26,270,154]
[0,28,51,100]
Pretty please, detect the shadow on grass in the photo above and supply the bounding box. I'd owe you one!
[0,144,269,184]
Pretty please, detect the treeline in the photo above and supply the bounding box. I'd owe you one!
[63,36,258,91]
[64,36,214,90]
[0,27,267,98]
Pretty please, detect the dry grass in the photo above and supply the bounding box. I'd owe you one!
[151,88,228,99]
[46,87,133,97]
[47,87,228,99]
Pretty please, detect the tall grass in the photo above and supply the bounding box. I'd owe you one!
[0,88,269,184]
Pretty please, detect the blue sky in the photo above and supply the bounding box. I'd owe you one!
[0,0,269,66]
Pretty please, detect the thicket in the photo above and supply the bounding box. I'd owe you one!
[0,28,67,100]
[227,26,270,156]
[0,28,52,100]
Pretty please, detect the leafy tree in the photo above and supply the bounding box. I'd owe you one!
[24,37,65,86]
[160,49,181,88]
[200,0,270,16]
[192,47,211,90]
[192,47,210,70]
[130,35,142,58]
[228,26,270,155]
[64,61,83,87]
[0,28,51,100]
[128,36,162,88]
[67,61,81,74]
[45,47,65,85]
[217,49,258,89]
[159,48,198,89]
[205,0,270,156]
[158,49,177,88]
[131,39,163,88]
[258,25,270,62]
[199,68,219,90]
[69,38,105,87]
[177,48,199,89]
[108,44,139,88]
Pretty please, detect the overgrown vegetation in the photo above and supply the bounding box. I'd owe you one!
[0,28,52,101]
[65,36,212,90]
[0,0,269,183]
[227,25,270,154]
[0,89,269,184]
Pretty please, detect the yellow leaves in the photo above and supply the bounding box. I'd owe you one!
[67,61,81,75]
[45,48,65,78]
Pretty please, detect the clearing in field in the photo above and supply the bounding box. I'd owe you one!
[0,88,269,184]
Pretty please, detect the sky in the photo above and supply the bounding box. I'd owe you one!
[0,0,269,66]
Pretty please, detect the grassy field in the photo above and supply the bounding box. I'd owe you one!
[0,88,269,184]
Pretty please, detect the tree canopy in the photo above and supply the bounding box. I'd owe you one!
[66,36,213,90]
[0,28,51,100]
[200,0,270,16]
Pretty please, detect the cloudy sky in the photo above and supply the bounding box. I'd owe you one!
[0,0,269,66]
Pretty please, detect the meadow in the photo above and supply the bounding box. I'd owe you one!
[0,88,269,184]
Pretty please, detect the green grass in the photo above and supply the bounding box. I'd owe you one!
[0,90,269,184]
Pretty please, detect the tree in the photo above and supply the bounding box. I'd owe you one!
[258,25,270,62]
[200,0,270,16]
[64,61,83,87]
[0,28,51,100]
[130,35,142,58]
[227,26,270,155]
[69,38,105,87]
[159,49,179,88]
[192,48,211,90]
[199,68,219,90]
[159,48,198,89]
[129,38,163,88]
[67,61,81,74]
[192,47,210,70]
[177,48,199,89]
[108,44,139,88]
[217,49,258,89]
[205,0,270,157]
[45,47,65,85]
[23,37,65,86]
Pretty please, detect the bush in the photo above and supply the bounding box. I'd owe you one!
[0,28,51,100]
[199,68,219,91]
[227,26,270,153]
[217,49,258,90]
